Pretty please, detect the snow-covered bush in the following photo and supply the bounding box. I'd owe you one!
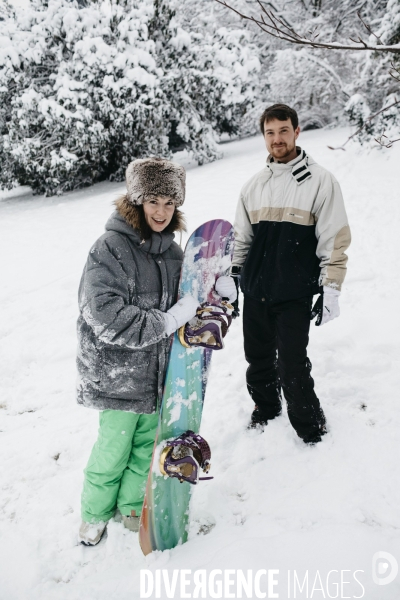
[344,94,374,142]
[374,94,400,141]
[0,0,166,195]
[0,0,12,21]
[360,0,400,144]
[149,0,260,164]
[0,0,260,195]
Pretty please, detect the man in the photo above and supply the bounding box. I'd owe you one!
[231,103,351,444]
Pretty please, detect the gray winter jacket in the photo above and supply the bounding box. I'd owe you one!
[76,206,183,414]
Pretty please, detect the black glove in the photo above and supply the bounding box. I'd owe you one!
[230,266,242,319]
[311,289,323,326]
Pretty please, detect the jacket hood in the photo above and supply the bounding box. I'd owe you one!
[105,211,176,255]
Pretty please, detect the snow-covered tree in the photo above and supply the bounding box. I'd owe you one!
[149,0,260,163]
[216,0,400,143]
[0,0,12,21]
[356,0,400,144]
[0,0,166,195]
[0,0,260,195]
[267,47,353,129]
[177,0,264,136]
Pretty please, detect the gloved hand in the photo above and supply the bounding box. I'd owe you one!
[163,295,199,336]
[311,286,340,326]
[230,266,242,319]
[215,275,238,303]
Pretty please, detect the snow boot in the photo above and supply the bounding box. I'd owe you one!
[78,520,108,546]
[122,514,140,533]
[248,405,281,430]
[302,424,327,445]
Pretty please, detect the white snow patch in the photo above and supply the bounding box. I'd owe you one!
[1,129,400,599]
[166,391,197,426]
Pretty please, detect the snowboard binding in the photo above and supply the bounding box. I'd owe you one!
[159,430,213,485]
[178,301,233,350]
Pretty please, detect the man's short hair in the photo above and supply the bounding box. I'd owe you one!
[259,104,299,134]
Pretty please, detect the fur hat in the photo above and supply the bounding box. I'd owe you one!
[125,157,186,206]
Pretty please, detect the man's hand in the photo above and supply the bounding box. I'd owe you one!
[215,276,238,303]
[229,266,242,319]
[311,286,340,326]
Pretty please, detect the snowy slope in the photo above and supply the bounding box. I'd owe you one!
[1,129,400,600]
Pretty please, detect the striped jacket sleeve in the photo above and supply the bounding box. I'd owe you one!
[314,175,351,291]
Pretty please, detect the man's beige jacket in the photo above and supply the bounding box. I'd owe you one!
[232,148,351,302]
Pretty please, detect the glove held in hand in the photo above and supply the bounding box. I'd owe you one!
[215,275,238,303]
[311,286,340,326]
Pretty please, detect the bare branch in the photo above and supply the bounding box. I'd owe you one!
[213,0,400,54]
[390,62,400,83]
[374,134,400,148]
[356,10,384,45]
[328,98,400,150]
[348,36,368,48]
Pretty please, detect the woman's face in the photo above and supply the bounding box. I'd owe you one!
[143,196,176,232]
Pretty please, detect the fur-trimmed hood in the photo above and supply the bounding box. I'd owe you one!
[125,157,186,206]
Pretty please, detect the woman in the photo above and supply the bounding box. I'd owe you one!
[76,157,200,545]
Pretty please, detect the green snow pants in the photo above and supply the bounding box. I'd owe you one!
[81,410,158,523]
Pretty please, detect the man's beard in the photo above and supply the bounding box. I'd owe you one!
[270,142,295,160]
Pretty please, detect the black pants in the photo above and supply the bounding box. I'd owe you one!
[243,295,325,439]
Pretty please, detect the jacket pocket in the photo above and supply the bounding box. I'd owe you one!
[99,348,152,400]
[291,230,319,284]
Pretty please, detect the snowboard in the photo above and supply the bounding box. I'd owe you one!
[139,219,234,555]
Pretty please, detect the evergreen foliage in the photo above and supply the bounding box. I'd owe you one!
[152,0,260,158]
[0,0,260,195]
[0,0,165,194]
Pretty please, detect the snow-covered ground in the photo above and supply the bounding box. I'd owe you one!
[1,129,400,600]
